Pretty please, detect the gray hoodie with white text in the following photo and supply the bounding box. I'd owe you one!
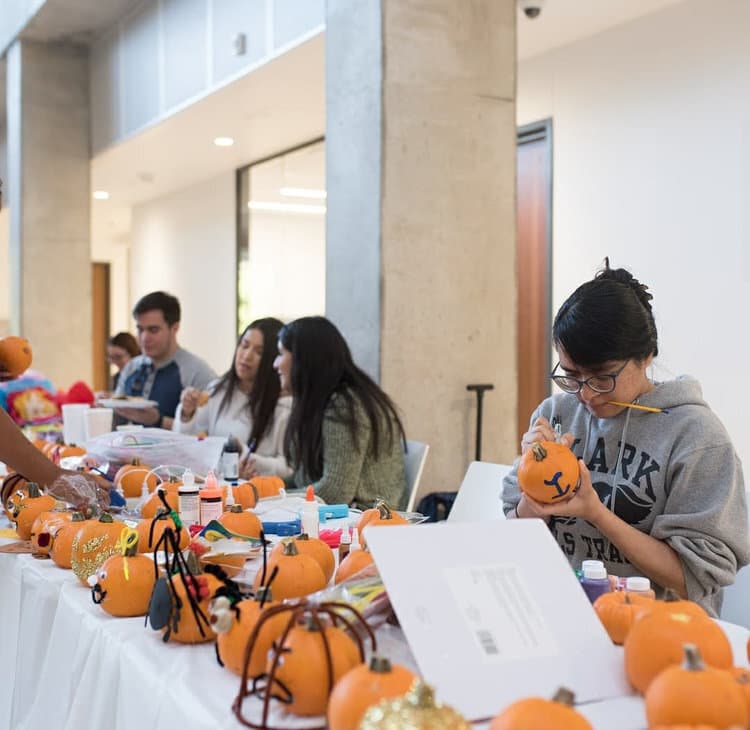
[502,376,750,616]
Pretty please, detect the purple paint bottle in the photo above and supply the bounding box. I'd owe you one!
[581,564,610,603]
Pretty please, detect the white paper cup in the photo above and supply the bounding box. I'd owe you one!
[61,403,90,445]
[85,407,114,441]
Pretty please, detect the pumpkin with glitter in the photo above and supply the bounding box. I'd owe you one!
[70,512,123,585]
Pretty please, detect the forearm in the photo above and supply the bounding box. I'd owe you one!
[0,410,60,485]
[592,507,687,597]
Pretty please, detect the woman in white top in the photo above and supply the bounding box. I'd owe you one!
[174,318,292,478]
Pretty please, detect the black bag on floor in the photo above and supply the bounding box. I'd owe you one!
[416,491,457,523]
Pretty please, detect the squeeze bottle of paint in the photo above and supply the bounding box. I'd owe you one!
[300,485,320,538]
[581,565,611,603]
[625,576,656,600]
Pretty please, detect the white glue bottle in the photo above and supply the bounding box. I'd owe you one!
[178,469,200,527]
[300,485,320,538]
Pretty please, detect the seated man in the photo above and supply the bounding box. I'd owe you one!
[114,291,216,429]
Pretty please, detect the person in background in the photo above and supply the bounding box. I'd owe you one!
[502,260,749,616]
[107,332,140,391]
[174,318,292,479]
[276,316,407,508]
[113,291,216,430]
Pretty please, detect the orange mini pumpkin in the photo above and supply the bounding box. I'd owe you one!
[645,644,748,729]
[140,478,181,519]
[49,443,86,463]
[0,336,32,377]
[490,687,593,730]
[49,512,89,568]
[624,608,733,694]
[269,617,362,716]
[271,533,335,584]
[211,587,287,678]
[334,548,375,584]
[218,504,262,539]
[30,510,72,556]
[12,482,56,540]
[357,502,408,547]
[253,540,327,599]
[91,528,157,617]
[136,511,189,553]
[163,562,221,644]
[593,591,654,645]
[517,441,580,504]
[328,655,417,730]
[232,475,285,509]
[2,472,30,521]
[114,458,157,498]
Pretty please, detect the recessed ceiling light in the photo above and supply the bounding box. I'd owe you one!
[93,190,110,200]
[214,137,234,147]
[248,201,326,215]
[279,187,327,200]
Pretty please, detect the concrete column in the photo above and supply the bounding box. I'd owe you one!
[7,39,92,388]
[326,0,518,493]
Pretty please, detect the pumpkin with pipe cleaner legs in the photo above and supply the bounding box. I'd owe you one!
[12,482,56,540]
[252,539,326,600]
[270,533,335,584]
[136,510,188,553]
[517,441,580,504]
[624,607,733,694]
[30,510,72,556]
[70,512,124,585]
[140,477,181,519]
[327,655,418,730]
[490,687,593,730]
[90,527,157,617]
[210,586,287,678]
[645,644,748,728]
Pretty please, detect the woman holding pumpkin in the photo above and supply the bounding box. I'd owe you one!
[173,318,291,479]
[275,316,407,509]
[502,260,749,616]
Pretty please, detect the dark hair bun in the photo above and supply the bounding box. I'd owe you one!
[596,257,653,312]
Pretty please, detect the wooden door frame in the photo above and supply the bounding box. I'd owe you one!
[517,118,554,438]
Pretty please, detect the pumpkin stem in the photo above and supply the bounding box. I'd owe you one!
[681,643,704,672]
[405,681,436,709]
[368,655,393,673]
[71,511,86,522]
[297,533,311,542]
[551,687,576,706]
[99,512,114,523]
[27,482,42,498]
[663,587,683,602]
[530,443,548,461]
[229,504,243,514]
[376,503,394,520]
[281,540,299,557]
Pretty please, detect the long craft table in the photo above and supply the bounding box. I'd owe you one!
[1,548,748,730]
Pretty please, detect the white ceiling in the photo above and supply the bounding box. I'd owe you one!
[517,0,686,60]
[91,0,687,243]
[22,0,138,44]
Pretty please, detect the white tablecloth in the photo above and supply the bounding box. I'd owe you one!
[1,549,748,730]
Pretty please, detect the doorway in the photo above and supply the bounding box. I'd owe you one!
[516,120,552,445]
[92,262,111,392]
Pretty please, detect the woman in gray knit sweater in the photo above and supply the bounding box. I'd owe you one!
[275,317,407,509]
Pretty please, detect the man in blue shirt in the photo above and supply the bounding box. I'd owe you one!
[113,291,216,429]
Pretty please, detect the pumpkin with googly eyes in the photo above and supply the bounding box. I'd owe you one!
[517,442,580,504]
[90,531,156,617]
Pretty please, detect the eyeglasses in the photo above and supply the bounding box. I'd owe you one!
[550,361,629,395]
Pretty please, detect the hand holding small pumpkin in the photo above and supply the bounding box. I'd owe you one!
[179,387,202,420]
[523,460,607,524]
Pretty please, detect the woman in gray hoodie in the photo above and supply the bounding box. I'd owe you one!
[502,260,750,616]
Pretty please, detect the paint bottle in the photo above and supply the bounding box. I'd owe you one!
[199,470,223,526]
[577,559,604,582]
[221,436,240,481]
[625,576,656,600]
[350,526,362,553]
[580,564,611,603]
[178,469,200,527]
[338,528,352,562]
[300,485,320,538]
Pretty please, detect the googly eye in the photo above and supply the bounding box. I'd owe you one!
[98,569,108,580]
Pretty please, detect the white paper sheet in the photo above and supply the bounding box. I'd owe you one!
[365,518,633,721]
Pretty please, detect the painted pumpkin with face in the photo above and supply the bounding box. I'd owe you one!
[90,527,157,617]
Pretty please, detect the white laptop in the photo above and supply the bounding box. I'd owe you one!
[447,461,512,523]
